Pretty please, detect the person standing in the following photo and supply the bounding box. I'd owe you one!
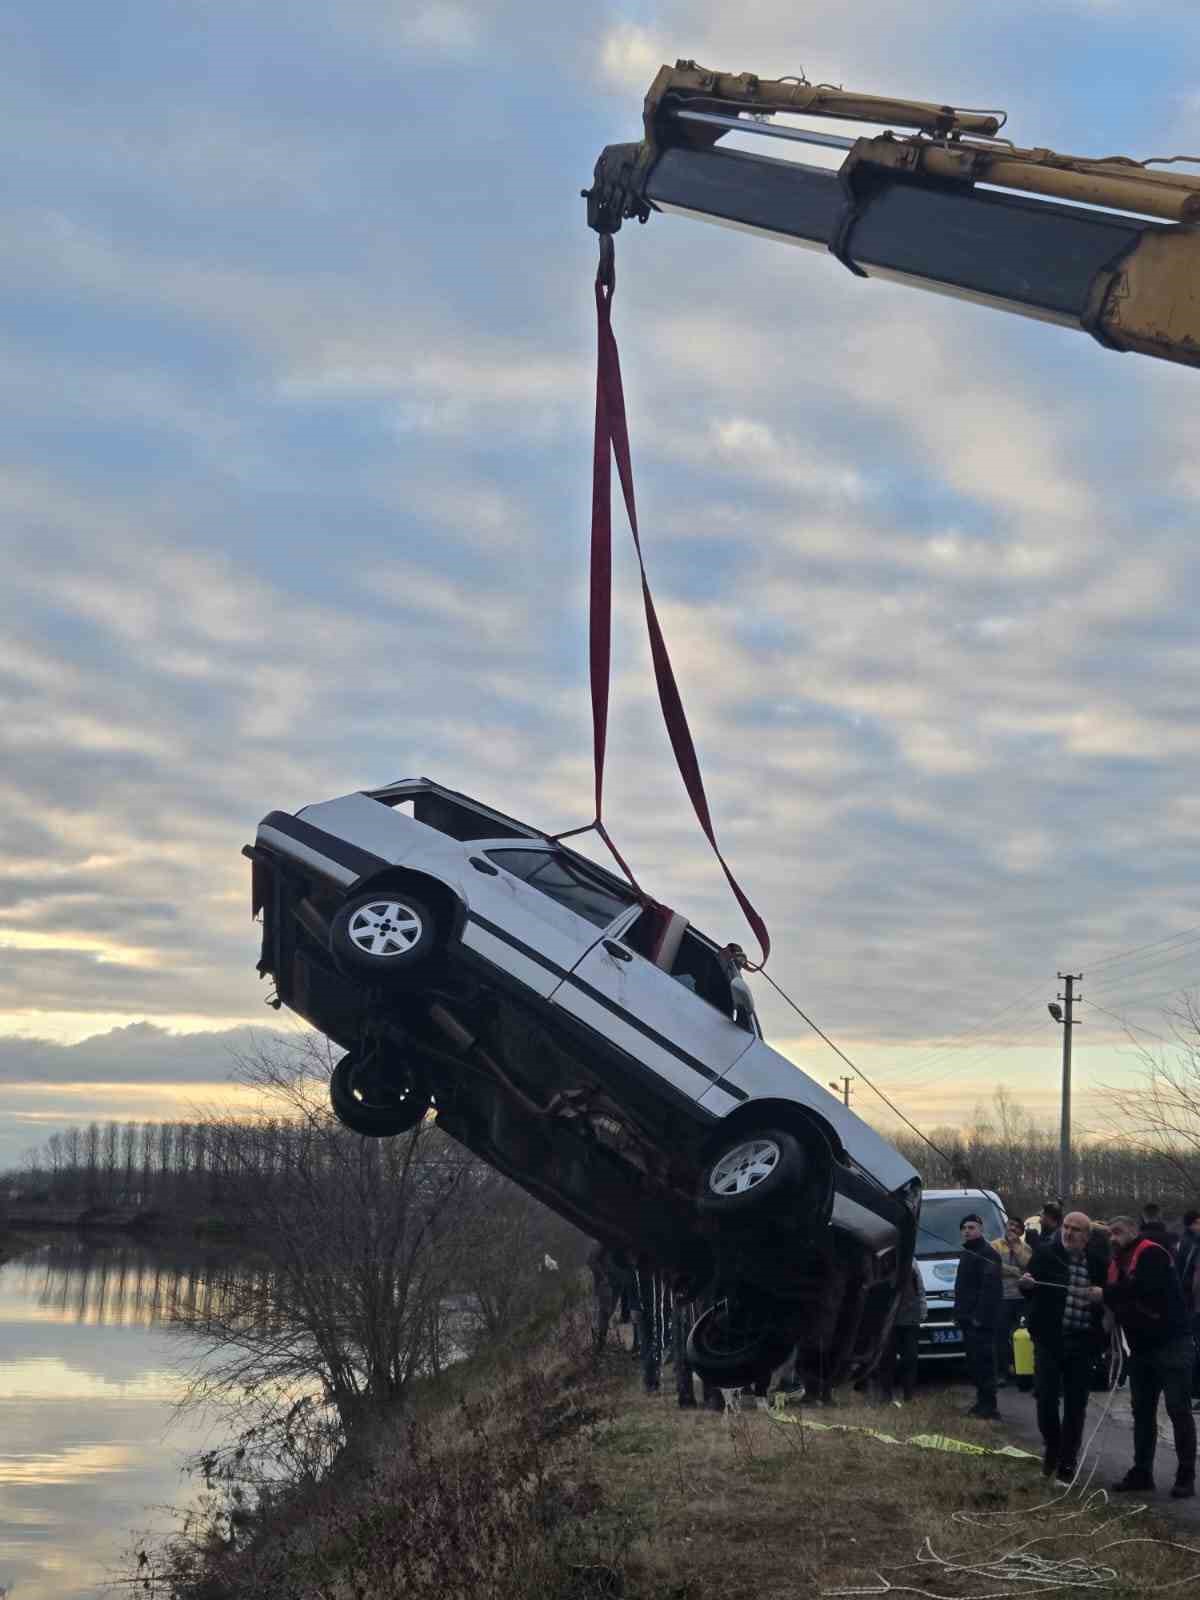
[1179,1211,1200,1407]
[874,1263,926,1405]
[955,1215,1004,1419]
[1018,1211,1106,1484]
[1139,1202,1177,1255]
[1037,1202,1064,1247]
[991,1217,1032,1382]
[1103,1214,1196,1498]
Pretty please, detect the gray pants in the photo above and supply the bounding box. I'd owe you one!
[1129,1334,1197,1482]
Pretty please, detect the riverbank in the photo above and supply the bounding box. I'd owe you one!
[2,1204,246,1238]
[129,1302,1200,1599]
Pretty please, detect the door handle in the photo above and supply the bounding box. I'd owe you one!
[469,856,499,876]
[603,940,632,962]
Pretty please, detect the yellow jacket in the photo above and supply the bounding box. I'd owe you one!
[991,1235,1032,1298]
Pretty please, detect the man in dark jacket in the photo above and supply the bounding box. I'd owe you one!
[1139,1203,1177,1255]
[1018,1211,1106,1483]
[1104,1214,1196,1498]
[955,1215,1004,1419]
[1178,1210,1200,1404]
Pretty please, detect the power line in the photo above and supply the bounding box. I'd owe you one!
[1084,941,1200,996]
[758,968,957,1167]
[822,979,1049,1094]
[1082,923,1200,976]
[1077,981,1200,1013]
[1079,996,1174,1046]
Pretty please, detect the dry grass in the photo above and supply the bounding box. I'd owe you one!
[128,1305,1200,1599]
[585,1363,1200,1600]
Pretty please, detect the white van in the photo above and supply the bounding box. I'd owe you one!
[914,1187,1008,1360]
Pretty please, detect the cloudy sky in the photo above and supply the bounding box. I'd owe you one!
[3,0,1200,1171]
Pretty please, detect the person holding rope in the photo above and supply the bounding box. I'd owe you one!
[1018,1210,1107,1484]
[1103,1214,1196,1498]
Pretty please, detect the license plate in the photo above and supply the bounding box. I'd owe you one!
[930,1328,963,1345]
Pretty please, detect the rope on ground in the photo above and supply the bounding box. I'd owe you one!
[818,1325,1200,1597]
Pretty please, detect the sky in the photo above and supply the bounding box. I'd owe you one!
[3,0,1200,1172]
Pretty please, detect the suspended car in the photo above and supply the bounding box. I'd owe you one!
[244,777,920,1389]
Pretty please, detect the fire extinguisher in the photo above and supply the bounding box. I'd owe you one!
[1013,1323,1035,1392]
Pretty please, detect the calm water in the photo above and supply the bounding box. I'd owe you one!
[0,1236,261,1598]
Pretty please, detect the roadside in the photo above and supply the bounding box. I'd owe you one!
[984,1372,1200,1528]
[130,1303,1200,1599]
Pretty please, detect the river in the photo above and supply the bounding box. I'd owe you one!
[0,1234,265,1598]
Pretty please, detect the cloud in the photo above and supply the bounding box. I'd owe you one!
[1,0,1200,1158]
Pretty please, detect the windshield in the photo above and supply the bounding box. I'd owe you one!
[916,1195,1007,1258]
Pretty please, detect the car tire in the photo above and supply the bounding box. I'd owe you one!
[329,890,437,981]
[329,1049,429,1137]
[685,1299,795,1390]
[697,1128,806,1221]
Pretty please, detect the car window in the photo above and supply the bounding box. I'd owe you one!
[620,909,737,1020]
[486,849,634,929]
[373,791,529,840]
[916,1196,1007,1258]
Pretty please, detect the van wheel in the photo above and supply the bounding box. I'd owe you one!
[697,1129,806,1221]
[330,1049,429,1137]
[330,890,436,981]
[686,1299,795,1389]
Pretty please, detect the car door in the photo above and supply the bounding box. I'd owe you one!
[455,842,629,1000]
[551,908,756,1103]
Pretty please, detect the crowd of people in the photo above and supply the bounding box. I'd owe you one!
[590,1198,1200,1501]
[956,1200,1200,1499]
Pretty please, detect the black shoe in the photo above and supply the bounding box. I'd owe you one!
[677,1396,697,1410]
[1056,1464,1076,1486]
[1042,1452,1057,1479]
[1171,1477,1196,1500]
[1111,1471,1154,1493]
[964,1405,983,1417]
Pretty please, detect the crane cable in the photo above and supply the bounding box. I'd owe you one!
[758,967,958,1168]
[556,231,771,965]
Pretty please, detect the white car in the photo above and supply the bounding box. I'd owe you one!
[245,777,921,1388]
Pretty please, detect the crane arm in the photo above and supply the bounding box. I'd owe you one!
[585,61,1200,371]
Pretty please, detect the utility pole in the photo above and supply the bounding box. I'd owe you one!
[828,1076,853,1109]
[1048,973,1081,1200]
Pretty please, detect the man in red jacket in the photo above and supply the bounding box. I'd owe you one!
[1103,1215,1197,1498]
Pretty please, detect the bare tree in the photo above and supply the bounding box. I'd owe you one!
[1098,993,1200,1198]
[173,1034,502,1449]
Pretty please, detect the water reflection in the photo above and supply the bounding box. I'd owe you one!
[0,1236,264,1600]
[11,1233,268,1328]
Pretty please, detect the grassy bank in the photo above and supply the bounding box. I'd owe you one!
[132,1302,1200,1599]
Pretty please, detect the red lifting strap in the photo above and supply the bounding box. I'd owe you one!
[583,236,770,967]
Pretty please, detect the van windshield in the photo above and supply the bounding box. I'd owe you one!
[916,1196,1007,1258]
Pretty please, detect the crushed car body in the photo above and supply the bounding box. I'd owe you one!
[244,777,920,1388]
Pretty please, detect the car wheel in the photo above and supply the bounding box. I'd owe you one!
[329,890,437,981]
[685,1299,795,1390]
[329,1049,429,1137]
[697,1128,806,1220]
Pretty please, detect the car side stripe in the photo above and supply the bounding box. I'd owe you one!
[465,912,749,1101]
[464,913,572,981]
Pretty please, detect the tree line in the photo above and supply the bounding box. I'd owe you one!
[890,1082,1200,1219]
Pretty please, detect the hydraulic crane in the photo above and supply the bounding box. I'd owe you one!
[584,61,1200,370]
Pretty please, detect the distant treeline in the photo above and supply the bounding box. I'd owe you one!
[6,1116,412,1217]
[7,1101,1200,1227]
[891,1126,1199,1220]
